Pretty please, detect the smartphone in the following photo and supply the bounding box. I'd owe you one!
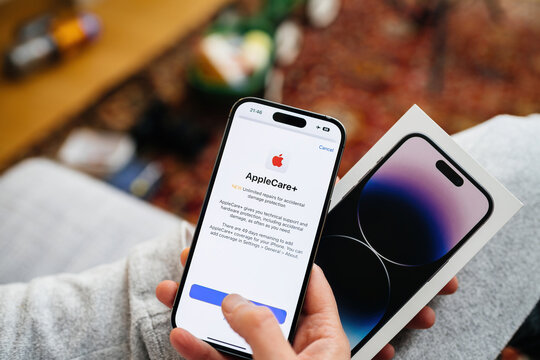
[315,133,493,355]
[171,97,345,358]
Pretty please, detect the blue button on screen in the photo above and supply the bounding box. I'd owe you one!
[189,284,287,324]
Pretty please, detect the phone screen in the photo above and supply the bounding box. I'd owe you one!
[172,98,344,357]
[316,134,492,354]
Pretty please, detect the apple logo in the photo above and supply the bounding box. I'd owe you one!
[266,151,288,172]
[272,154,284,167]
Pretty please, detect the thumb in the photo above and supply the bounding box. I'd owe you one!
[221,294,296,360]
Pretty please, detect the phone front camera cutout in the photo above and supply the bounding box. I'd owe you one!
[436,160,464,187]
[273,112,307,128]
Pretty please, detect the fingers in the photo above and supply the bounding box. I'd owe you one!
[156,280,178,308]
[375,280,450,359]
[405,306,436,329]
[373,344,395,360]
[404,277,456,330]
[438,276,459,295]
[180,247,190,267]
[295,265,350,357]
[170,328,229,360]
[156,247,189,308]
[376,277,454,357]
[302,264,341,319]
[221,294,296,360]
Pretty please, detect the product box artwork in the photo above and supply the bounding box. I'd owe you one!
[323,105,522,359]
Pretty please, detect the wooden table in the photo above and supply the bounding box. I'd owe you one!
[0,0,229,170]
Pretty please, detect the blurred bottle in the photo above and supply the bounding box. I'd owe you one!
[3,12,101,78]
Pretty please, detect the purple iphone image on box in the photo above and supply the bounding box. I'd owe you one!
[316,133,492,354]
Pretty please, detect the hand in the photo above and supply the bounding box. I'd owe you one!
[157,248,458,360]
[157,247,350,360]
[373,275,459,360]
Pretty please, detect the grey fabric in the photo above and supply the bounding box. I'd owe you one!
[0,114,538,360]
[0,158,183,284]
[0,222,193,360]
[393,114,540,359]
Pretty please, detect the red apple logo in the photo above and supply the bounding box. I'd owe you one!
[272,154,284,167]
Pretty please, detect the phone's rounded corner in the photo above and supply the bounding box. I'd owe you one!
[404,132,495,223]
[325,116,347,148]
[229,97,261,116]
[402,132,431,143]
[481,188,495,224]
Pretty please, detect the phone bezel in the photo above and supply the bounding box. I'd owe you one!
[326,133,493,356]
[170,97,346,359]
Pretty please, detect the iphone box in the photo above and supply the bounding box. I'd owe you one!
[326,105,522,359]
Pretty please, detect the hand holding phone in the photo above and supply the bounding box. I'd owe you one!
[171,98,345,358]
[158,258,351,360]
[159,239,458,360]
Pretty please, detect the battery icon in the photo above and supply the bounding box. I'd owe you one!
[322,127,330,132]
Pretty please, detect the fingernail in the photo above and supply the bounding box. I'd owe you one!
[222,294,249,316]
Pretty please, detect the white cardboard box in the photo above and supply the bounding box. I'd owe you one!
[328,105,523,359]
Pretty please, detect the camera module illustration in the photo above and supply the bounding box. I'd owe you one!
[316,134,492,353]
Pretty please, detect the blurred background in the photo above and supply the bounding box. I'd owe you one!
[0,0,538,358]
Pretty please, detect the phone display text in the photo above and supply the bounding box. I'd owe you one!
[172,99,344,357]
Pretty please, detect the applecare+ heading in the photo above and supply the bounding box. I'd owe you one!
[245,172,298,192]
[173,99,344,357]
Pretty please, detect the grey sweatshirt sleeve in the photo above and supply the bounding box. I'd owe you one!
[0,221,194,360]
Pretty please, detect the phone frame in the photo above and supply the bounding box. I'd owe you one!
[326,132,493,356]
[170,97,346,359]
